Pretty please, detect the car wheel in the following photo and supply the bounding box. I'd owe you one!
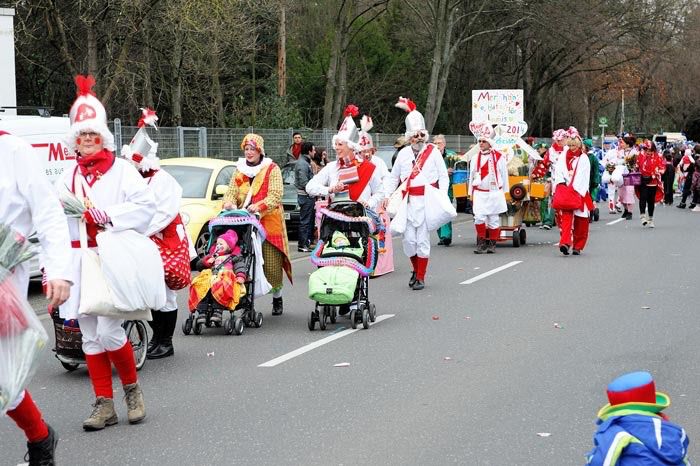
[195,226,210,258]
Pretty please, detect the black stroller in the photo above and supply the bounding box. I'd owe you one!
[308,201,378,331]
[182,210,264,336]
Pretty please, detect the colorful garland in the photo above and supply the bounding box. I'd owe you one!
[310,238,376,277]
[210,210,266,242]
[318,207,377,233]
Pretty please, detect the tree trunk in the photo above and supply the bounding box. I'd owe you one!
[87,22,98,81]
[142,16,154,108]
[322,15,343,129]
[333,44,348,127]
[211,40,225,127]
[424,0,449,132]
[277,5,286,97]
[171,34,183,127]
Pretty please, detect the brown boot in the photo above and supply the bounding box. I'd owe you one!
[473,238,487,254]
[486,240,496,253]
[83,397,118,431]
[123,383,146,424]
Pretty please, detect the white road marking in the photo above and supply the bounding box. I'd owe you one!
[258,314,395,367]
[460,261,522,285]
[606,218,624,225]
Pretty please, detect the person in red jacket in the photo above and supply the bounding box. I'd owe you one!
[635,140,665,228]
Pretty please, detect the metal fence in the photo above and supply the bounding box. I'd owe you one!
[110,119,480,166]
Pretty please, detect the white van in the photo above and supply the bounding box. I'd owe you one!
[0,113,75,277]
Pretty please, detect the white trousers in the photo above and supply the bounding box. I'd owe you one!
[474,213,500,229]
[161,287,178,312]
[7,389,25,411]
[80,315,127,355]
[402,222,430,258]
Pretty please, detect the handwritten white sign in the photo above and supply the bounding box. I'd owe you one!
[472,89,524,124]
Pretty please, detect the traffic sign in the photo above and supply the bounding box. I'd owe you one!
[598,116,609,126]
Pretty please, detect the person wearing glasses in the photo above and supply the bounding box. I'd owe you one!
[634,140,665,227]
[384,97,449,291]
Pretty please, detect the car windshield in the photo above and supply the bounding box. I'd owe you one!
[281,163,296,184]
[160,165,212,198]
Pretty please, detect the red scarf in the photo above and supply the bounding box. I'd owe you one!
[566,147,582,169]
[77,149,115,181]
[348,160,376,201]
[292,143,302,159]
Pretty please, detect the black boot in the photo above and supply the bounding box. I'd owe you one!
[146,310,161,358]
[148,310,177,359]
[272,297,283,316]
[25,424,58,466]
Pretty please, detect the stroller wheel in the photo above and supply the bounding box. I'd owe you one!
[369,304,377,322]
[224,318,234,335]
[361,308,370,329]
[319,309,327,331]
[182,317,193,335]
[329,306,337,324]
[350,309,357,330]
[61,362,80,372]
[594,208,600,221]
[193,322,203,335]
[307,311,316,331]
[233,317,245,336]
[254,312,263,328]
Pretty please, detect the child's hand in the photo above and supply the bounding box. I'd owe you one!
[236,276,245,284]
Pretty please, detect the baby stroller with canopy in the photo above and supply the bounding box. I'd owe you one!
[307,201,378,331]
[182,210,268,336]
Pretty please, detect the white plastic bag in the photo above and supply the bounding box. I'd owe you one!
[97,229,166,312]
[389,194,409,235]
[386,180,407,218]
[0,272,48,414]
[251,231,272,297]
[424,184,457,231]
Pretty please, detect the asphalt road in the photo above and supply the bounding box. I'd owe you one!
[2,205,699,465]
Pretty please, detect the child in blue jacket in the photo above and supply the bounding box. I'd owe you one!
[586,371,690,465]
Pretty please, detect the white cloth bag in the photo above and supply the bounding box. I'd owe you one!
[386,180,407,218]
[250,230,272,297]
[424,184,457,231]
[389,194,409,235]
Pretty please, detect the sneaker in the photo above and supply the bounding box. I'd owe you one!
[559,244,570,256]
[486,240,496,254]
[693,206,700,212]
[272,297,283,315]
[572,249,581,255]
[648,219,655,228]
[408,271,417,288]
[437,239,445,246]
[474,238,488,254]
[83,397,118,431]
[297,247,311,253]
[25,424,58,466]
[123,383,146,424]
[542,224,552,230]
[677,203,687,209]
[641,214,648,226]
[690,203,697,209]
[411,280,425,290]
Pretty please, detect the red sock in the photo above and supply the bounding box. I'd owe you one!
[409,255,417,271]
[475,223,487,239]
[107,342,138,386]
[85,352,114,398]
[416,257,428,281]
[488,228,500,240]
[7,391,49,443]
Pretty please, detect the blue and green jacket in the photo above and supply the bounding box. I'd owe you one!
[586,410,690,465]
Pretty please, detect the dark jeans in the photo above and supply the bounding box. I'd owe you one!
[639,184,657,217]
[662,163,674,204]
[297,194,316,248]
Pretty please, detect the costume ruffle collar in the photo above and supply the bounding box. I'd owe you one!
[235,156,272,178]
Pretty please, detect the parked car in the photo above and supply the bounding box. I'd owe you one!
[281,162,301,237]
[159,157,235,257]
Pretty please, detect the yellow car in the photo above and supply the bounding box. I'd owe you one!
[160,157,236,257]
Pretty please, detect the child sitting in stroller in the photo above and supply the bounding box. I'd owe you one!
[188,230,247,323]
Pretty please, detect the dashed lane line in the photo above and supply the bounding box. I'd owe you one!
[258,314,395,367]
[606,218,625,225]
[460,261,522,285]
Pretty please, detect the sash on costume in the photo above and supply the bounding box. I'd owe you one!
[347,161,376,201]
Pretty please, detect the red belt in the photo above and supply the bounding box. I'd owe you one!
[71,240,97,249]
[407,182,438,196]
[473,187,501,192]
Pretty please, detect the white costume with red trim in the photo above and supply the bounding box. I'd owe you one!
[385,143,449,257]
[0,131,72,410]
[57,159,156,353]
[306,160,385,209]
[469,148,509,228]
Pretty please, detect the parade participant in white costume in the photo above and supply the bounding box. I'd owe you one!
[357,115,394,276]
[306,105,385,210]
[57,75,156,431]
[602,135,635,214]
[469,123,509,254]
[0,131,72,466]
[554,127,592,255]
[384,97,450,291]
[122,108,194,360]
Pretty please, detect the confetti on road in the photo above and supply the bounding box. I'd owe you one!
[334,362,350,367]
[443,357,452,361]
[432,315,440,320]
[641,306,651,309]
[473,267,480,270]
[464,316,471,320]
[537,432,552,437]
[553,322,563,329]
[207,352,215,357]
[457,267,464,271]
